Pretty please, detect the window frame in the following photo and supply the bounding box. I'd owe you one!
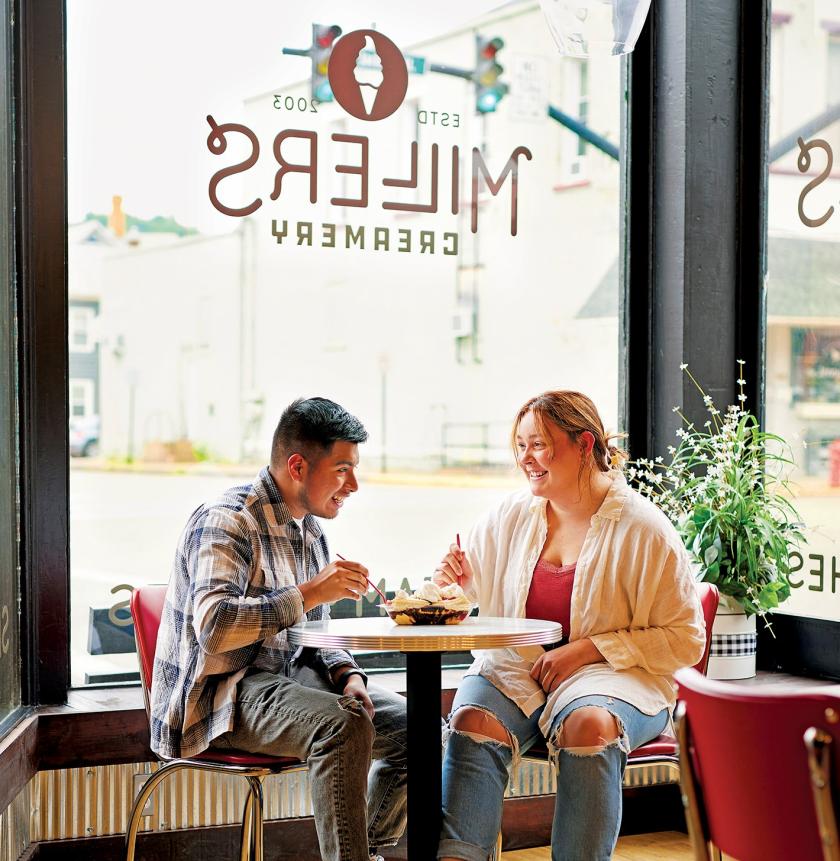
[15,0,70,708]
[0,0,20,733]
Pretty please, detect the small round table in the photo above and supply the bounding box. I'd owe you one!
[288,616,563,859]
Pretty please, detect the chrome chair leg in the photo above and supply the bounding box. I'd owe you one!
[804,728,840,861]
[675,704,711,861]
[125,763,181,861]
[248,776,265,861]
[240,782,255,861]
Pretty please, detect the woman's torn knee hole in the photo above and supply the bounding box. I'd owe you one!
[550,709,630,760]
[444,704,519,765]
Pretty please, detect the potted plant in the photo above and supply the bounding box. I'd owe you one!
[627,361,804,679]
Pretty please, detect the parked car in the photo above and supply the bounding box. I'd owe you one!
[69,415,100,457]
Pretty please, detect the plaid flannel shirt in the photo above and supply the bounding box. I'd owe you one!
[150,467,361,759]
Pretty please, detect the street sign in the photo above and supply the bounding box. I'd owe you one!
[509,54,549,122]
[356,50,426,74]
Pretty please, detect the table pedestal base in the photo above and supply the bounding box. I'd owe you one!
[406,651,442,858]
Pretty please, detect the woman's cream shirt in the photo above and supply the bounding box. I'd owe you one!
[462,471,706,736]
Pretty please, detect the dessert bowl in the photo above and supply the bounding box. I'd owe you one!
[385,604,472,626]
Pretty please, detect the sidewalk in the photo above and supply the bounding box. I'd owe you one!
[69,457,522,489]
[70,457,840,495]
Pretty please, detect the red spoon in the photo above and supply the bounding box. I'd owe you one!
[336,554,389,604]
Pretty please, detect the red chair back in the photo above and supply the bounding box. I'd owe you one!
[694,582,719,674]
[676,666,840,861]
[130,584,168,716]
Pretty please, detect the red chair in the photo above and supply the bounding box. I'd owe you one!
[620,580,720,781]
[494,582,719,856]
[675,667,840,861]
[126,585,306,861]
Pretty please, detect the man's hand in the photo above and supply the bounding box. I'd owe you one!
[529,639,605,694]
[433,544,474,591]
[298,560,369,610]
[342,675,374,719]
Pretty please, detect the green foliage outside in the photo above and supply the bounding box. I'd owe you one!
[85,212,198,237]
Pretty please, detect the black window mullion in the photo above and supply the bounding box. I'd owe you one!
[625,0,764,459]
[15,0,69,705]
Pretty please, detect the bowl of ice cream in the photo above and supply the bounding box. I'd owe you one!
[385,581,473,625]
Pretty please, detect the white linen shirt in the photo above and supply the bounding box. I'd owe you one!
[461,471,706,737]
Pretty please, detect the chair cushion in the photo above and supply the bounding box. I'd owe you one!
[524,733,677,761]
[628,733,677,760]
[191,748,304,769]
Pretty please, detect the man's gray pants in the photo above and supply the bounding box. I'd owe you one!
[215,661,407,861]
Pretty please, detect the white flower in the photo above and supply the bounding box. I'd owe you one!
[738,394,747,401]
[680,363,688,370]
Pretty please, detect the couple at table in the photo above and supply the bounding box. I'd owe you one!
[150,392,705,861]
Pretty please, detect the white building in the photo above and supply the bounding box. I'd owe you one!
[93,1,624,467]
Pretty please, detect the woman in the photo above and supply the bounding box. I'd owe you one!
[435,391,705,861]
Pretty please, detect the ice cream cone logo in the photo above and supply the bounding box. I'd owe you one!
[354,36,384,117]
[328,30,408,122]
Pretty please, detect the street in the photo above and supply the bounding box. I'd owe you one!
[70,468,515,685]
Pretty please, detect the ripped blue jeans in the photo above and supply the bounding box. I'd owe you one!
[439,674,669,861]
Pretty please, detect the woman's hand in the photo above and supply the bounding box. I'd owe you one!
[529,639,605,694]
[433,543,474,591]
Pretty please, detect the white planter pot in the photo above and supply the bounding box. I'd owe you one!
[706,596,756,680]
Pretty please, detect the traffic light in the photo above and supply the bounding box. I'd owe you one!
[311,23,342,102]
[474,35,507,114]
[282,24,342,102]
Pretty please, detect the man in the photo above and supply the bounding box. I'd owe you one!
[151,397,407,861]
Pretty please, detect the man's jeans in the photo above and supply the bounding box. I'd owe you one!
[214,662,407,861]
[439,674,668,861]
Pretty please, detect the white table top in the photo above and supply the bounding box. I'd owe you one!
[287,616,563,652]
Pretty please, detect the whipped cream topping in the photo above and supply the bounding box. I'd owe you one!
[388,589,429,611]
[388,582,472,612]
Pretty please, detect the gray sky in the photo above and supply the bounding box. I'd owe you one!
[67,1,509,233]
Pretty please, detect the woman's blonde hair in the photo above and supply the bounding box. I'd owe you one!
[510,390,628,474]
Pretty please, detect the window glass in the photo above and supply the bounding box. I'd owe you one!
[68,0,624,684]
[0,0,21,723]
[767,0,840,620]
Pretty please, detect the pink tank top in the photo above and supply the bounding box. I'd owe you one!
[525,558,575,641]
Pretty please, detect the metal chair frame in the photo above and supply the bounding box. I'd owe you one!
[125,585,306,861]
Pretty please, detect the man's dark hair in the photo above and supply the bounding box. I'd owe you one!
[271,397,368,466]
